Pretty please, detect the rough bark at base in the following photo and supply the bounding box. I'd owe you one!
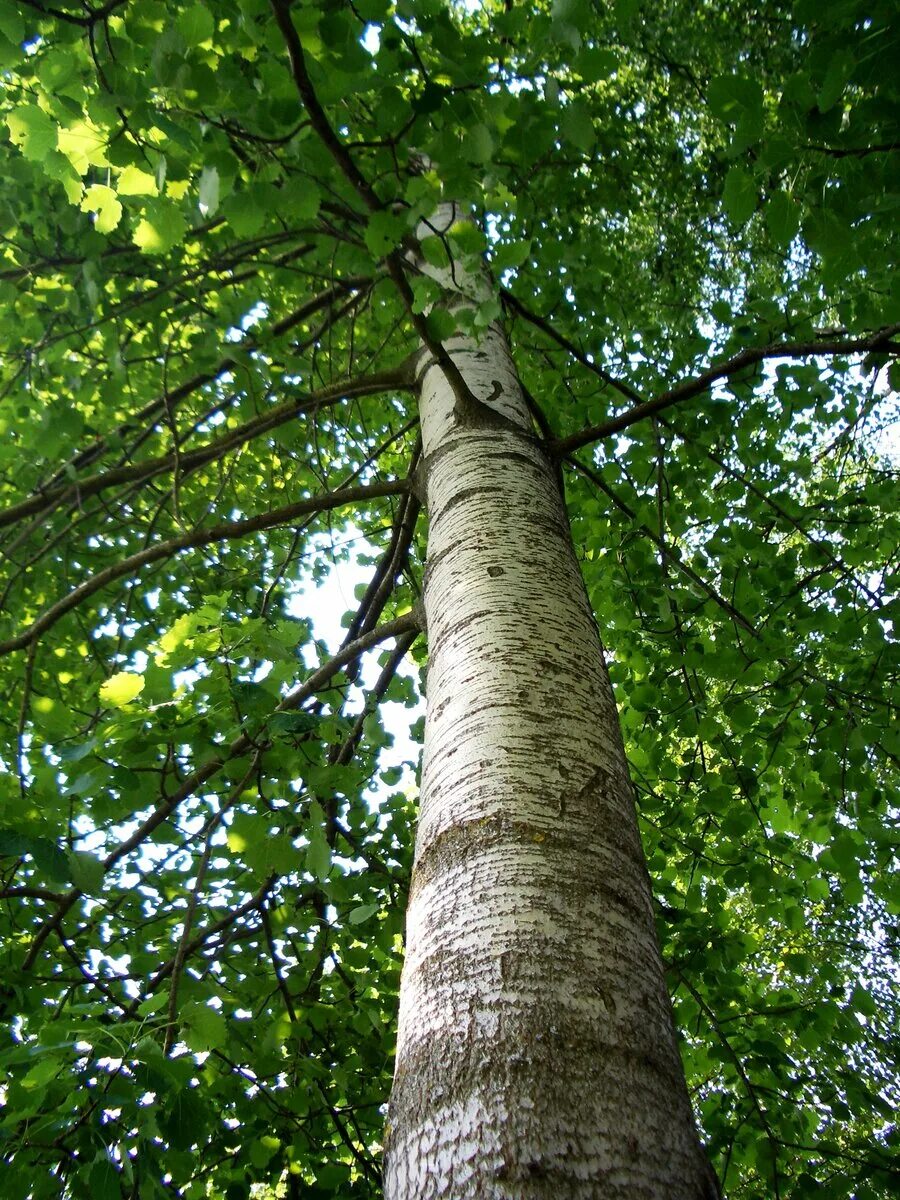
[383,211,717,1199]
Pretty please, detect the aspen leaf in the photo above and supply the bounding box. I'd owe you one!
[6,105,56,162]
[80,184,122,234]
[99,672,145,708]
[707,74,763,124]
[67,851,105,895]
[136,990,169,1016]
[88,1159,120,1200]
[818,50,853,113]
[159,1087,208,1152]
[223,189,269,237]
[0,3,24,45]
[198,165,220,215]
[493,238,532,272]
[23,1055,63,1089]
[57,119,108,174]
[177,3,214,44]
[365,210,406,258]
[133,200,187,254]
[560,99,595,151]
[117,165,158,196]
[466,123,494,163]
[765,190,800,248]
[722,166,756,226]
[348,903,378,924]
[306,800,331,881]
[183,1003,227,1051]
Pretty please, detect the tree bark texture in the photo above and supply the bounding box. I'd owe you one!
[383,208,717,1199]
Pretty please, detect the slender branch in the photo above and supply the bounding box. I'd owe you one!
[21,612,420,969]
[29,279,369,498]
[140,875,279,1021]
[18,0,128,29]
[676,970,782,1200]
[566,454,757,636]
[266,1,483,417]
[162,784,240,1052]
[0,886,65,902]
[804,142,898,158]
[502,289,643,406]
[554,326,900,455]
[344,438,422,649]
[663,418,883,610]
[268,0,380,211]
[260,903,298,1023]
[0,359,414,531]
[0,480,409,656]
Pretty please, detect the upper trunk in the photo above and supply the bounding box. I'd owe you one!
[383,206,718,1199]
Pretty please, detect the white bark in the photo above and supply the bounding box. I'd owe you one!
[384,207,717,1199]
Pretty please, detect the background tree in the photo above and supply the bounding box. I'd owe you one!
[0,1,898,1198]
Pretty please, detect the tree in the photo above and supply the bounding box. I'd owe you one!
[0,0,897,1196]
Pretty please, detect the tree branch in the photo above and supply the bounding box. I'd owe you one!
[566,454,757,636]
[20,612,420,970]
[0,359,415,532]
[268,0,380,211]
[29,279,371,499]
[554,326,900,455]
[0,480,409,656]
[502,288,643,406]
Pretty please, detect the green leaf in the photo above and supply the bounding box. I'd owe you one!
[269,710,321,737]
[177,3,215,44]
[88,1158,121,1200]
[829,830,859,877]
[6,105,56,162]
[0,828,33,857]
[159,1087,209,1152]
[348,903,378,924]
[577,46,617,82]
[133,200,188,254]
[23,1054,64,1089]
[465,123,494,163]
[818,50,854,113]
[137,990,170,1017]
[447,219,485,256]
[365,210,407,258]
[281,177,321,221]
[560,99,595,152]
[306,801,331,881]
[80,184,123,234]
[0,830,70,883]
[29,838,72,884]
[99,672,145,708]
[0,3,24,46]
[182,1003,227,1051]
[722,166,757,226]
[57,119,108,174]
[117,165,158,196]
[198,165,220,215]
[222,189,269,237]
[708,73,764,150]
[492,239,532,273]
[707,74,763,124]
[425,308,458,341]
[765,190,800,248]
[67,851,105,895]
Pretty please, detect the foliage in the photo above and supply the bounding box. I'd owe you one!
[0,0,898,1197]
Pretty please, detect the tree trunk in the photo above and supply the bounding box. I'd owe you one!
[383,208,718,1199]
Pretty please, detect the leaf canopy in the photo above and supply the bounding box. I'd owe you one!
[0,1,898,1198]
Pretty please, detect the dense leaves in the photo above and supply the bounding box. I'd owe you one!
[0,1,897,1197]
